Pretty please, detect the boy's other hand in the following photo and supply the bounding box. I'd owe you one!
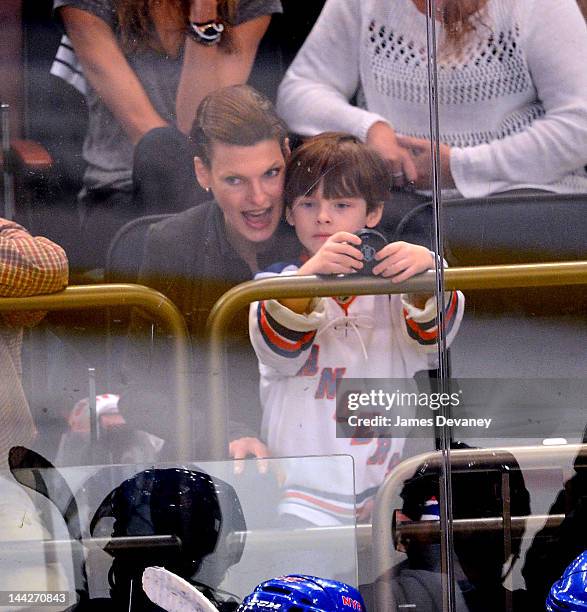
[298,232,364,276]
[372,241,435,282]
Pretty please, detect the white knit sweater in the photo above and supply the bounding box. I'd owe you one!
[277,0,587,198]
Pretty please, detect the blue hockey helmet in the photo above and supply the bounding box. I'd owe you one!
[238,575,365,611]
[546,550,587,611]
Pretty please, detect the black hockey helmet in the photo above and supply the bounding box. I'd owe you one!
[90,467,246,608]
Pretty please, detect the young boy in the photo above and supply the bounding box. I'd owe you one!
[249,133,464,526]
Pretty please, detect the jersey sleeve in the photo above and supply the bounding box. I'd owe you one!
[249,297,326,376]
[400,290,464,353]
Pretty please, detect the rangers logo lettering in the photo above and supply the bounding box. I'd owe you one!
[315,367,346,399]
[254,602,281,609]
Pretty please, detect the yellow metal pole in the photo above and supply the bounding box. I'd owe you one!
[206,261,587,459]
[0,284,192,461]
[372,444,587,611]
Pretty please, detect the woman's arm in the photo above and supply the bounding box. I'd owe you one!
[277,0,375,138]
[176,0,273,133]
[276,0,416,182]
[59,6,168,145]
[61,1,274,141]
[450,0,587,198]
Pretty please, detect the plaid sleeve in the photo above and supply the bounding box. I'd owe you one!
[0,219,69,327]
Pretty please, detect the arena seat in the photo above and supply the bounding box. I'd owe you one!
[443,193,587,265]
[396,193,587,266]
[2,138,54,225]
[105,214,172,284]
[103,214,173,390]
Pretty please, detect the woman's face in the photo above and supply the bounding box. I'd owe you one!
[194,139,286,244]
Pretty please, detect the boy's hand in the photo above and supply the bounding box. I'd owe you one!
[372,241,435,282]
[298,232,364,276]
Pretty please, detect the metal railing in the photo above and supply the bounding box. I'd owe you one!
[205,260,587,610]
[206,260,587,459]
[372,443,586,611]
[0,283,192,460]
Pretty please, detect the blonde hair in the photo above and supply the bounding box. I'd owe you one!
[440,0,490,52]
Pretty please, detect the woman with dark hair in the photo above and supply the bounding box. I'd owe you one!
[119,85,300,461]
[277,0,587,231]
[53,0,282,269]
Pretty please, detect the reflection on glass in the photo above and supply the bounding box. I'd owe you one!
[5,454,357,608]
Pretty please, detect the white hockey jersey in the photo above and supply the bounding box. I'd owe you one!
[249,264,464,525]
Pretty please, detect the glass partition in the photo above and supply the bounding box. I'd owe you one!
[423,0,587,608]
[4,455,357,608]
[2,0,587,610]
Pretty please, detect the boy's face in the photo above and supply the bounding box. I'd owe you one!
[194,139,286,244]
[286,183,383,255]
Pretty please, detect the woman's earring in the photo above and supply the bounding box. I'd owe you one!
[205,187,211,193]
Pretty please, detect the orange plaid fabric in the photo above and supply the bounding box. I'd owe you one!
[0,219,69,466]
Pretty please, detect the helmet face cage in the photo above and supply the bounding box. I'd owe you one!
[399,447,531,583]
[238,575,365,612]
[90,468,246,608]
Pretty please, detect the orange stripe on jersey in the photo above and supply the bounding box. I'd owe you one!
[332,296,357,314]
[259,301,315,352]
[284,491,355,516]
[404,292,458,341]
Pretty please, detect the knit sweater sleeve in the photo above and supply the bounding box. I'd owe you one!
[276,0,388,140]
[451,0,587,198]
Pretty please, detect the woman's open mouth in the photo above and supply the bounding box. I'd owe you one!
[242,207,273,229]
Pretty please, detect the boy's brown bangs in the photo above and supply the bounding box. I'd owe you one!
[285,134,392,211]
[320,158,370,201]
[286,157,363,200]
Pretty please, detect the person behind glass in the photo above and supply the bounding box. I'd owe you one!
[247,133,464,526]
[522,424,587,610]
[119,84,300,461]
[276,0,587,239]
[53,0,282,270]
[0,218,69,593]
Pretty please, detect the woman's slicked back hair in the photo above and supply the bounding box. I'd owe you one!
[189,84,288,166]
